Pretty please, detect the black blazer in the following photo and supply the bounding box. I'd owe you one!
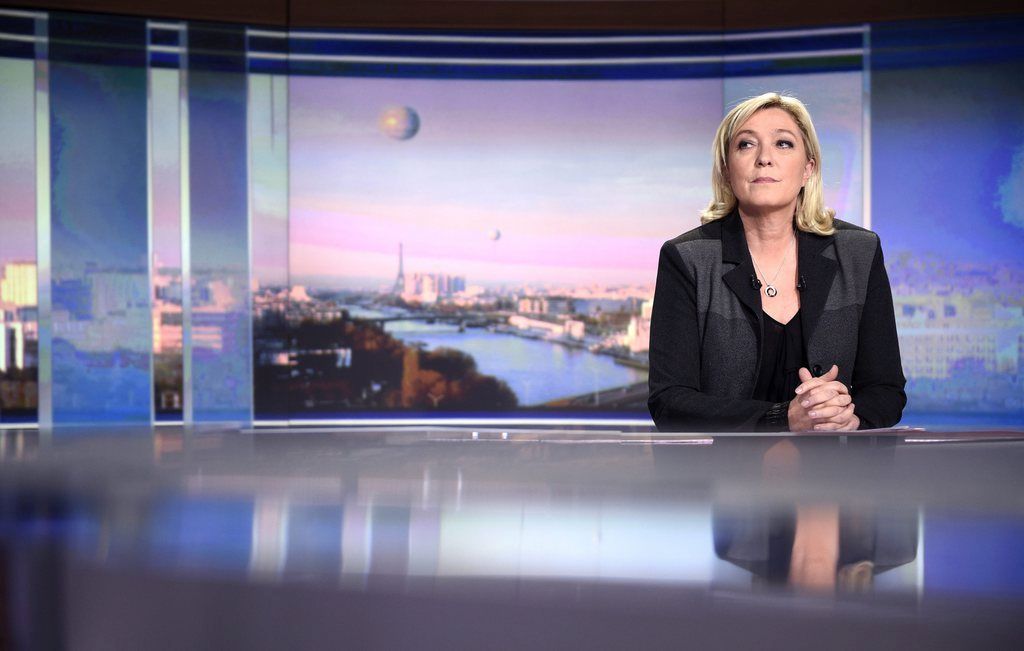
[648,211,906,432]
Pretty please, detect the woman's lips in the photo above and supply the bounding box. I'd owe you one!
[752,177,780,183]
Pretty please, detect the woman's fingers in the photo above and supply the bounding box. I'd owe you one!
[790,367,857,432]
[808,402,850,420]
[812,420,848,431]
[800,386,837,409]
[806,394,852,416]
[812,404,857,430]
[799,382,850,409]
[794,365,841,397]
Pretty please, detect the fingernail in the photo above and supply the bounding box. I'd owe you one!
[814,425,822,430]
[802,401,809,408]
[795,388,803,394]
[809,411,817,417]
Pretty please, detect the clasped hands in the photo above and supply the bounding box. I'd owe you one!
[787,365,860,432]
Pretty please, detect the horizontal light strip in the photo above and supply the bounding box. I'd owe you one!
[249,427,639,435]
[0,34,182,46]
[0,9,46,19]
[149,22,185,31]
[5,418,658,431]
[904,434,1024,443]
[539,437,714,444]
[2,33,862,66]
[0,32,42,43]
[278,417,656,427]
[251,47,863,66]
[248,25,866,44]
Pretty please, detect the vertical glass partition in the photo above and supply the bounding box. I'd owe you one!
[149,21,184,421]
[0,10,39,424]
[871,17,1024,425]
[47,13,151,425]
[185,23,252,424]
[248,33,290,422]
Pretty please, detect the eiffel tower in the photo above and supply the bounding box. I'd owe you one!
[392,242,405,295]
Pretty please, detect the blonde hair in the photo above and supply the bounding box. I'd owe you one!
[701,92,835,235]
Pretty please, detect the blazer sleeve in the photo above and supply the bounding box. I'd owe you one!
[851,239,907,429]
[648,240,777,432]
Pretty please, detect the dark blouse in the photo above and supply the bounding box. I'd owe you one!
[752,310,806,404]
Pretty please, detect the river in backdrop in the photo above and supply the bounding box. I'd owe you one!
[346,307,646,406]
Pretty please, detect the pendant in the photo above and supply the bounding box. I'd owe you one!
[765,285,778,298]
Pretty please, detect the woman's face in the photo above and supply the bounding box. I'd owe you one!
[725,107,814,217]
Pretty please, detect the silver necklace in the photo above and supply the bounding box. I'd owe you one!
[750,239,793,298]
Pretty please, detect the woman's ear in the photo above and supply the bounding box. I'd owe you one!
[802,158,815,186]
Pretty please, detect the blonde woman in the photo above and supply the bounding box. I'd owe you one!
[648,93,905,432]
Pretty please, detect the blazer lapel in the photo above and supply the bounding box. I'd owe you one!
[797,229,838,351]
[720,211,763,340]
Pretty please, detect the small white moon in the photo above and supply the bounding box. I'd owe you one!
[488,229,501,241]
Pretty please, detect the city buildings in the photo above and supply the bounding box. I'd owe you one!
[401,272,467,304]
[0,262,37,307]
[0,317,24,373]
[0,263,37,374]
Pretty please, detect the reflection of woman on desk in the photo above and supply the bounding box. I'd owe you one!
[648,93,906,432]
[714,439,918,592]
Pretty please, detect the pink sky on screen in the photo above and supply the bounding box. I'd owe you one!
[0,59,37,266]
[0,188,35,265]
[290,207,661,271]
[288,76,722,288]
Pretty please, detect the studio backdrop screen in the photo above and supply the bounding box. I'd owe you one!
[0,9,1021,426]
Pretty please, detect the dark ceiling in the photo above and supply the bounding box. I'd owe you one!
[6,0,1023,30]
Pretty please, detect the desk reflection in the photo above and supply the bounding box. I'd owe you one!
[711,439,917,594]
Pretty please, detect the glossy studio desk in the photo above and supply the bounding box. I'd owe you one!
[1,425,1023,650]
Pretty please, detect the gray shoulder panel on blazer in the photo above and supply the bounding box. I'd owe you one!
[826,223,880,311]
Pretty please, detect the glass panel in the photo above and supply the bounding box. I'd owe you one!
[0,52,38,424]
[250,65,290,421]
[149,23,184,421]
[47,13,151,425]
[34,13,51,429]
[185,23,252,423]
[871,16,1024,427]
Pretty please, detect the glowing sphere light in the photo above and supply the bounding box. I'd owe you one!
[378,105,420,140]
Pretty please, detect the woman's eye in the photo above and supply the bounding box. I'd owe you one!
[737,140,755,150]
[777,139,795,149]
